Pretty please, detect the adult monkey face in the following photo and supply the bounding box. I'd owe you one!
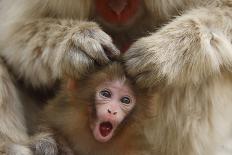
[94,0,143,26]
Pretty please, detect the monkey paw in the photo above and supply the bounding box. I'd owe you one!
[57,22,120,79]
[123,36,167,88]
[32,134,58,155]
[123,18,216,88]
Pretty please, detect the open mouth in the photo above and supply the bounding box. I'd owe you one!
[99,122,113,137]
[93,121,115,143]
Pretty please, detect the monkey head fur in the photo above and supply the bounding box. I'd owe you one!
[41,62,153,155]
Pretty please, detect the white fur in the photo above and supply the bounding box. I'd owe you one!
[6,144,32,155]
[0,0,232,154]
[0,59,28,143]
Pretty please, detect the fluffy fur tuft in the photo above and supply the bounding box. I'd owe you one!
[0,0,232,154]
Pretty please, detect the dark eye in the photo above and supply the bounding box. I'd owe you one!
[120,97,131,104]
[100,90,111,98]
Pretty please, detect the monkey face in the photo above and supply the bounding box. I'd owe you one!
[94,0,144,26]
[90,80,136,143]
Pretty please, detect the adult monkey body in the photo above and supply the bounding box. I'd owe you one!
[0,0,232,155]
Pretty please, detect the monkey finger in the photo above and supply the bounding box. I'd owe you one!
[100,39,120,58]
[62,48,95,79]
[135,70,164,88]
[123,44,164,88]
[93,30,120,58]
[77,38,110,64]
[102,43,120,60]
[124,50,150,76]
[125,60,163,88]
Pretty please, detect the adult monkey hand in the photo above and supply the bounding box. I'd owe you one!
[124,8,232,88]
[1,19,120,87]
[58,22,120,79]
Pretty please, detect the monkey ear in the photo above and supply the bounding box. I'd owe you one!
[66,79,77,91]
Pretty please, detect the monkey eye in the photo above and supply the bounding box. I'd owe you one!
[100,90,111,98]
[120,97,130,104]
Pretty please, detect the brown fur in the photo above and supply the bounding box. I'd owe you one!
[0,0,232,154]
[30,63,152,155]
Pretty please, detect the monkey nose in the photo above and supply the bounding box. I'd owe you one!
[108,0,128,15]
[107,109,117,115]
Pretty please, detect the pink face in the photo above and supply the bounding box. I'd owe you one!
[91,80,136,143]
[95,0,141,25]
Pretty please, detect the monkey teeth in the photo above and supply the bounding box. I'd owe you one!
[99,122,113,137]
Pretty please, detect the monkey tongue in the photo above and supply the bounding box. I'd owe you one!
[99,122,113,137]
[93,121,115,142]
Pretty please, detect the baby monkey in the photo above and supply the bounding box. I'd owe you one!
[29,62,152,155]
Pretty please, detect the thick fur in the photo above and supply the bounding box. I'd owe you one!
[0,58,29,154]
[0,0,232,154]
[29,63,153,155]
[124,1,232,155]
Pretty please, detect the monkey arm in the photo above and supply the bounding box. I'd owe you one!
[0,18,119,88]
[0,58,29,143]
[0,58,32,154]
[124,5,232,88]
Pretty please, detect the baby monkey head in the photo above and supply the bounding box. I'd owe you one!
[66,62,137,143]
